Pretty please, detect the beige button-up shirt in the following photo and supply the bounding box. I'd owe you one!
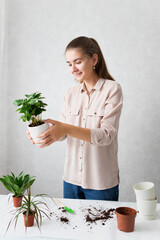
[60,78,123,190]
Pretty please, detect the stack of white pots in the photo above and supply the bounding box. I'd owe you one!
[133,182,157,220]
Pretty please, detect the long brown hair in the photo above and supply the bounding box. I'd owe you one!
[65,36,114,81]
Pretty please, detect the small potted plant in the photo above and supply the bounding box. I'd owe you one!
[7,187,51,231]
[13,92,49,144]
[0,172,35,207]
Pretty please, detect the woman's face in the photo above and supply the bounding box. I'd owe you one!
[66,48,98,82]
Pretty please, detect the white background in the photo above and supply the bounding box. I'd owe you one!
[0,0,160,202]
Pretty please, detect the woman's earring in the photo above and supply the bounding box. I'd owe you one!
[93,66,95,70]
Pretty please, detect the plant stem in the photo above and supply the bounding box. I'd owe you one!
[27,187,31,213]
[31,115,42,126]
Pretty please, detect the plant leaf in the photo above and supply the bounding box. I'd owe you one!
[0,179,15,194]
[13,99,23,106]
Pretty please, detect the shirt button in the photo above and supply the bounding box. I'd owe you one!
[94,112,97,115]
[81,143,83,147]
[83,118,85,121]
[80,157,82,159]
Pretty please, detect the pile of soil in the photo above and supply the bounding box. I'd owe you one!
[49,206,115,228]
[60,216,69,223]
[84,207,115,226]
[50,207,70,224]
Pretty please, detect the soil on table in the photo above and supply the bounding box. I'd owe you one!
[49,205,115,228]
[85,207,115,224]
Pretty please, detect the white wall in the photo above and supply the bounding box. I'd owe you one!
[1,0,160,201]
[0,0,8,194]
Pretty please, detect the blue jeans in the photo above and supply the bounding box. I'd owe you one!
[63,181,119,201]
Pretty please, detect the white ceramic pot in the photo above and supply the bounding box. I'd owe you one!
[133,182,155,200]
[137,197,157,220]
[28,122,49,144]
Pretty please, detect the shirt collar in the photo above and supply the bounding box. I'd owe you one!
[80,78,105,93]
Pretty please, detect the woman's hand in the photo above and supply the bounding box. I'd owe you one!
[26,129,35,144]
[36,119,66,148]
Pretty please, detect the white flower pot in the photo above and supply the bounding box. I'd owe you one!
[28,122,49,144]
[137,197,157,220]
[133,182,155,200]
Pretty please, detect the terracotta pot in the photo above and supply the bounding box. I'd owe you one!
[23,211,34,227]
[115,207,137,232]
[12,195,23,207]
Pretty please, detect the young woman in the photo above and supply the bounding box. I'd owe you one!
[28,36,123,201]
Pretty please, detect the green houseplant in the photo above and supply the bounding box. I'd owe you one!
[7,187,51,231]
[13,92,47,126]
[0,172,35,207]
[13,92,49,143]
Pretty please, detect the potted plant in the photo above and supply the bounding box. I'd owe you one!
[13,92,49,144]
[7,187,51,231]
[0,172,35,207]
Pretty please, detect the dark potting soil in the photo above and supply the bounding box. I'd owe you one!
[49,206,115,227]
[59,208,69,223]
[51,207,70,224]
[84,207,115,225]
[28,121,45,127]
[60,216,69,223]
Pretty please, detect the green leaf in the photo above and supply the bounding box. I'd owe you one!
[12,183,20,192]
[34,93,41,98]
[11,172,15,179]
[24,174,29,182]
[25,94,32,98]
[3,175,12,184]
[19,115,27,122]
[29,99,37,105]
[13,99,23,106]
[0,178,15,194]
[27,179,35,188]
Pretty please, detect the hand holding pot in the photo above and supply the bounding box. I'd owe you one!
[36,119,66,148]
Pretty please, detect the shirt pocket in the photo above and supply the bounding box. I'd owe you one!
[66,108,80,116]
[87,108,105,128]
[87,108,105,117]
[66,107,80,125]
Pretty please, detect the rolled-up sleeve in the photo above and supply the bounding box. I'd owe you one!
[91,83,123,146]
